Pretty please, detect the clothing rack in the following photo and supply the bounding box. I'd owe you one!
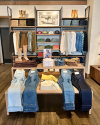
[5,6,93,116]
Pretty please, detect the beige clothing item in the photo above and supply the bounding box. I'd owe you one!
[15,48,22,61]
[23,45,29,61]
[16,31,20,53]
[32,31,37,53]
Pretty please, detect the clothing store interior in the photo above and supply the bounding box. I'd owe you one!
[0,0,100,125]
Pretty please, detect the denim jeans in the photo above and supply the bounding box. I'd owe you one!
[27,31,32,52]
[76,32,82,52]
[63,20,71,26]
[19,31,23,48]
[23,69,39,112]
[58,69,75,110]
[71,71,92,111]
[80,32,84,52]
[55,59,65,66]
[8,69,25,112]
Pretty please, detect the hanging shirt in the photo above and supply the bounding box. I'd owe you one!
[13,32,17,54]
[71,32,76,53]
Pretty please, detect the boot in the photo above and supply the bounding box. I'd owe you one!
[72,10,75,18]
[23,45,29,61]
[15,48,22,61]
[75,10,78,18]
[19,10,22,18]
[22,10,26,18]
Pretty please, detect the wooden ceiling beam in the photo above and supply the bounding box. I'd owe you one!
[0,1,87,5]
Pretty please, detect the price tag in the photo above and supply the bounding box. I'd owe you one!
[75,72,79,74]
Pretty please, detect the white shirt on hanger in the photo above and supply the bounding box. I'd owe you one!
[71,32,76,53]
[13,32,17,54]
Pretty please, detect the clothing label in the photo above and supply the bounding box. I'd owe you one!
[31,71,35,73]
[75,72,79,74]
[63,70,67,73]
[17,70,22,73]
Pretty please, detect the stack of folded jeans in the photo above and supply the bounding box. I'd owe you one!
[8,69,26,112]
[71,71,92,111]
[23,69,40,112]
[80,20,87,25]
[63,20,71,26]
[14,60,37,67]
[58,69,75,110]
[55,59,65,66]
[72,20,79,26]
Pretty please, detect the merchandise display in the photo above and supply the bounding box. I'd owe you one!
[6,6,93,117]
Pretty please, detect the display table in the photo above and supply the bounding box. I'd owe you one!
[90,65,100,84]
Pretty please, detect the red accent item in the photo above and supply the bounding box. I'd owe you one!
[37,31,42,34]
[38,52,43,57]
[53,45,59,49]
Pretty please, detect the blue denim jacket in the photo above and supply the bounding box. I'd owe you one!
[58,69,75,110]
[23,69,40,112]
[76,32,82,52]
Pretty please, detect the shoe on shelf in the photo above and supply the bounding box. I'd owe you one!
[75,10,78,18]
[23,45,29,61]
[71,10,75,18]
[15,48,22,61]
[19,10,23,18]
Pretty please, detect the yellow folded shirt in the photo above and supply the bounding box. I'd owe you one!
[41,74,58,83]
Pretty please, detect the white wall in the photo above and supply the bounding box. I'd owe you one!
[86,0,100,74]
[0,5,86,17]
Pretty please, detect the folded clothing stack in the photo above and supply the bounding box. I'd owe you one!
[80,20,87,25]
[71,58,80,64]
[40,79,59,90]
[37,38,45,42]
[53,45,59,49]
[65,59,77,66]
[55,59,65,66]
[72,20,79,26]
[63,20,71,26]
[38,52,43,57]
[14,60,37,67]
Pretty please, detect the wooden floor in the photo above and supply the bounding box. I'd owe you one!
[0,64,100,125]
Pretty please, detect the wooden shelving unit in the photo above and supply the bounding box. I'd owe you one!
[62,26,87,28]
[11,26,35,28]
[37,42,60,43]
[62,17,87,20]
[10,18,35,20]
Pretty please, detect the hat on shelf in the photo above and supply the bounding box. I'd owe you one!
[38,46,45,49]
[55,30,60,34]
[53,45,59,49]
[51,38,59,42]
[49,31,54,34]
[45,45,52,49]
[37,31,42,34]
[38,52,43,57]
[37,38,45,42]
[46,38,51,42]
[43,31,48,34]
[52,52,60,56]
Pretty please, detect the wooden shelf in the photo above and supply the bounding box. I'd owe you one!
[37,82,79,94]
[36,26,61,28]
[37,42,60,43]
[61,55,85,57]
[62,17,87,20]
[36,34,61,35]
[62,26,87,28]
[0,16,11,19]
[10,18,35,20]
[11,26,35,28]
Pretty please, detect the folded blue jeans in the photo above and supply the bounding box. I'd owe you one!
[23,69,40,112]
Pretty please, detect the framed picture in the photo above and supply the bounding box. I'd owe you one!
[43,49,52,59]
[37,11,59,26]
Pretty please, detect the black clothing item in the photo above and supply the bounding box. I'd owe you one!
[71,71,92,111]
[37,69,43,72]
[52,52,60,56]
[83,32,88,52]
[46,38,51,42]
[26,19,35,26]
[9,32,14,53]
